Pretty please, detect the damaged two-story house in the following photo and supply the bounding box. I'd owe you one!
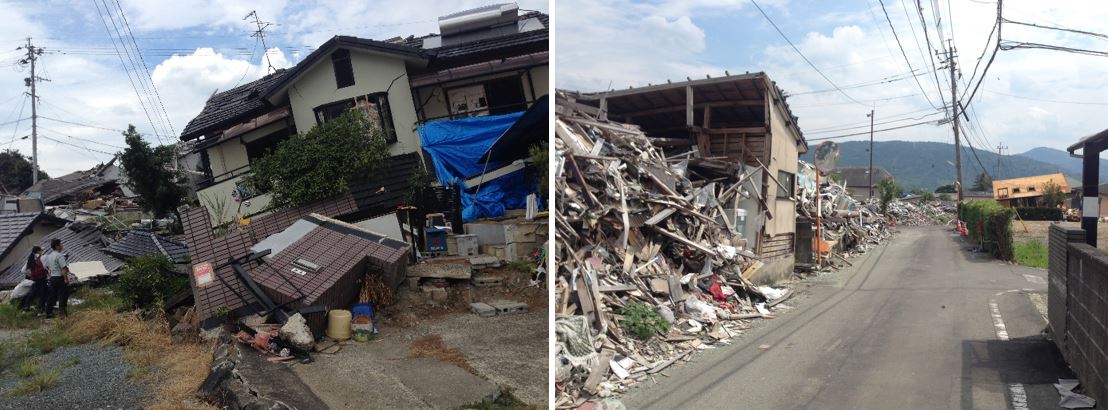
[177,3,547,332]
[180,4,547,229]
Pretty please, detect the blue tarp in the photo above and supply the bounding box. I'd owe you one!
[419,112,542,222]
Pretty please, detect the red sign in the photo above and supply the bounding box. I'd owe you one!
[193,262,214,287]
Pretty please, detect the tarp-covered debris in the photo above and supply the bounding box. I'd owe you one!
[419,112,539,222]
[553,94,789,406]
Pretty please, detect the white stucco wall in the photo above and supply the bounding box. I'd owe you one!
[286,50,421,156]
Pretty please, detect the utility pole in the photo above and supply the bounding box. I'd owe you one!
[944,39,964,220]
[245,11,275,74]
[995,143,1007,179]
[17,38,46,186]
[867,109,875,200]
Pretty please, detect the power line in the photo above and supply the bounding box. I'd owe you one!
[92,0,164,144]
[790,92,927,108]
[1002,18,1108,42]
[113,0,176,138]
[784,68,935,96]
[37,125,125,149]
[804,106,940,132]
[982,89,1108,106]
[806,110,943,134]
[905,0,948,106]
[100,0,168,140]
[806,119,945,141]
[878,0,944,110]
[750,0,867,106]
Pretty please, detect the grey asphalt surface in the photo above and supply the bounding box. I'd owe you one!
[622,226,1074,410]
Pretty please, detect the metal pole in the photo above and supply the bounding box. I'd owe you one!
[27,38,39,186]
[1081,148,1100,247]
[868,109,874,200]
[949,39,963,221]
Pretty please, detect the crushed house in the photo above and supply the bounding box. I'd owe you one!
[833,167,894,200]
[177,3,547,333]
[0,222,125,288]
[0,212,68,279]
[565,72,808,283]
[991,172,1069,207]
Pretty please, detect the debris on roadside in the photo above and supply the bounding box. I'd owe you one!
[553,93,791,406]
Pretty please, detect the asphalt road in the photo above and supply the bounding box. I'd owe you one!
[622,226,1074,410]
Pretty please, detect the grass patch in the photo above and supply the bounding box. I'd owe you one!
[505,259,535,273]
[0,338,35,372]
[0,304,40,329]
[15,358,40,377]
[70,287,128,313]
[409,335,477,375]
[5,369,58,397]
[26,326,73,354]
[1014,240,1048,269]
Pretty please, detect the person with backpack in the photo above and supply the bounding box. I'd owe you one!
[42,239,71,318]
[18,246,48,313]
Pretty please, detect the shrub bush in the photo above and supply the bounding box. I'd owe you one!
[962,200,1015,260]
[621,302,670,339]
[116,254,188,309]
[1015,207,1062,221]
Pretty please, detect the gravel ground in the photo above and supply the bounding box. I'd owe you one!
[0,343,151,409]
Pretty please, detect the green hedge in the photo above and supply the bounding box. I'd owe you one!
[1015,207,1062,221]
[963,200,1014,260]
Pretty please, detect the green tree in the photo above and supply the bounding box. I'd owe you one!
[0,149,49,194]
[921,191,935,201]
[971,172,993,191]
[1041,181,1067,208]
[877,178,903,215]
[119,125,187,221]
[530,142,548,198]
[245,110,389,209]
[116,254,188,309]
[935,184,957,193]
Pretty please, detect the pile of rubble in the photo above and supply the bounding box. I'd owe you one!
[553,97,789,406]
[887,200,954,226]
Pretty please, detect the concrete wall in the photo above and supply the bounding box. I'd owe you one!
[1048,224,1108,404]
[286,50,421,156]
[751,254,796,285]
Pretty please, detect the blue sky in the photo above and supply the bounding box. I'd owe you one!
[555,0,1108,160]
[0,0,548,176]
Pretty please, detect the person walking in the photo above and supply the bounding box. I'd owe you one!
[43,239,70,318]
[18,246,48,313]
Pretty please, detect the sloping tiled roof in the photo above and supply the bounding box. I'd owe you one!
[0,213,41,264]
[259,36,428,102]
[179,70,290,141]
[105,230,190,264]
[836,167,894,188]
[0,223,124,288]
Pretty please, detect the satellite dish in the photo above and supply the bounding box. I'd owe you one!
[813,141,840,174]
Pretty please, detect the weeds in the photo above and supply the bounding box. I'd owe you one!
[621,302,670,339]
[15,358,39,377]
[506,259,535,273]
[26,326,73,353]
[409,335,477,375]
[0,304,40,329]
[5,370,59,397]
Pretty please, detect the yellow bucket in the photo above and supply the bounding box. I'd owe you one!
[326,309,352,341]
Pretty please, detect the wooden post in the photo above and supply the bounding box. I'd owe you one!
[686,86,694,127]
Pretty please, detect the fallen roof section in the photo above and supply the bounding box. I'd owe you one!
[104,230,190,264]
[179,69,289,141]
[0,222,125,288]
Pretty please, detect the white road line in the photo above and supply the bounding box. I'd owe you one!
[1022,274,1046,285]
[990,290,1029,410]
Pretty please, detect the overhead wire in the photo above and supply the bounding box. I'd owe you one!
[113,0,176,137]
[806,119,944,141]
[750,0,868,106]
[877,0,944,110]
[92,0,164,144]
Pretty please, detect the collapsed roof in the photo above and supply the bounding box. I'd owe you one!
[104,230,190,264]
[0,212,65,266]
[0,222,125,288]
[23,159,125,205]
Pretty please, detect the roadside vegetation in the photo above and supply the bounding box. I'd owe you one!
[1013,240,1048,269]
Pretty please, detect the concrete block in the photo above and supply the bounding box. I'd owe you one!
[471,276,503,287]
[489,301,528,315]
[469,302,497,317]
[421,285,449,303]
[407,261,471,279]
[507,241,541,261]
[455,234,479,257]
[470,255,501,268]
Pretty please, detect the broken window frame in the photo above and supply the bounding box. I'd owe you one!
[777,170,796,199]
[312,93,398,143]
[443,74,528,119]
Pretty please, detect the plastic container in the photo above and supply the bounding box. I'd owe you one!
[326,309,352,341]
[351,303,374,320]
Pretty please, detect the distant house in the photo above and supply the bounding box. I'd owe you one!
[963,191,993,201]
[991,172,1069,207]
[0,212,67,277]
[179,4,548,227]
[834,167,894,200]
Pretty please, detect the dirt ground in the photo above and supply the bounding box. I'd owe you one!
[378,264,546,328]
[1011,220,1108,251]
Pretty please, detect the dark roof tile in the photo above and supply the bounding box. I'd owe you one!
[105,230,190,263]
[179,70,290,141]
[0,223,124,287]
